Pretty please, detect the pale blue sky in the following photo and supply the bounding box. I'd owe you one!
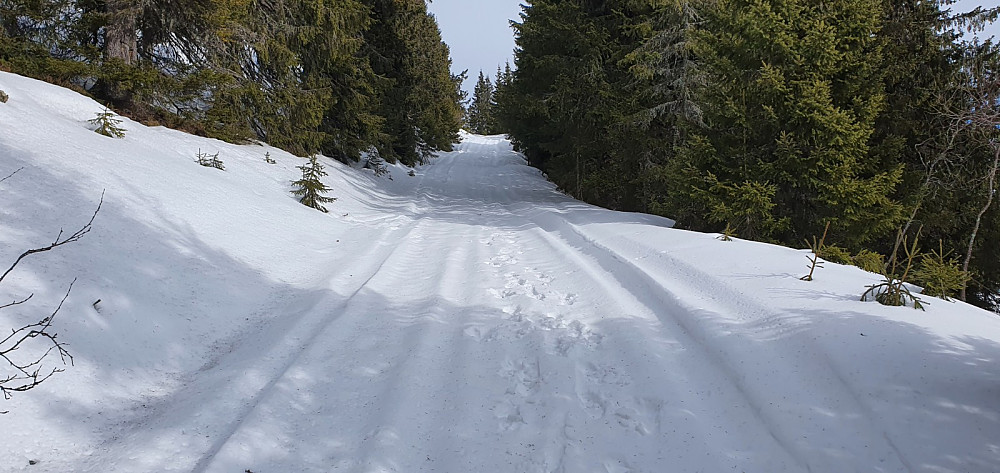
[428,0,1000,94]
[427,0,523,93]
[954,0,1000,38]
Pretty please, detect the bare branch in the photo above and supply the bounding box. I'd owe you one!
[0,280,75,404]
[0,167,24,185]
[0,190,104,285]
[0,191,102,411]
[0,293,33,310]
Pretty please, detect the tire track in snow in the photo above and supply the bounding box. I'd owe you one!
[343,223,474,471]
[538,214,912,471]
[200,221,500,472]
[498,220,801,471]
[179,150,475,472]
[87,219,422,473]
[189,220,436,473]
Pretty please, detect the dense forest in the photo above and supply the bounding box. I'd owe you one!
[3,0,1000,311]
[484,0,1000,311]
[0,0,464,166]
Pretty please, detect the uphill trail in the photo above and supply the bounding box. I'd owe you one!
[5,71,999,473]
[75,136,976,473]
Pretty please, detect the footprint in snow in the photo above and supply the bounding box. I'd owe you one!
[559,292,578,306]
[614,407,651,436]
[488,287,518,299]
[494,400,526,431]
[499,357,542,397]
[487,254,518,267]
[584,362,632,387]
[539,317,603,356]
[580,390,608,417]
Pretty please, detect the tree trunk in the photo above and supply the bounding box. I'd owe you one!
[960,144,1000,301]
[99,0,140,108]
[105,0,139,65]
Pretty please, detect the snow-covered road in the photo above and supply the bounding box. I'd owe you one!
[3,72,1000,473]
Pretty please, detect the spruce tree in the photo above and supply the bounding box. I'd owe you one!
[467,70,495,134]
[501,0,658,207]
[363,0,464,166]
[492,61,515,136]
[291,155,336,213]
[672,0,904,245]
[89,108,127,138]
[214,0,379,158]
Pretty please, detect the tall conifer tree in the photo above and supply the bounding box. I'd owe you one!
[670,0,904,245]
[467,70,495,134]
[363,0,463,166]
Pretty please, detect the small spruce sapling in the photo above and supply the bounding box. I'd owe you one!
[817,245,852,265]
[716,223,737,241]
[861,229,925,310]
[89,107,126,138]
[911,240,970,301]
[801,222,830,281]
[852,249,885,273]
[292,155,336,213]
[196,149,225,170]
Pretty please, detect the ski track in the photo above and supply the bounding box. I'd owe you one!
[91,137,872,472]
[186,136,807,472]
[5,72,1000,473]
[14,132,976,472]
[560,220,918,470]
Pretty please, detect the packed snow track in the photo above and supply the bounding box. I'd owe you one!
[3,71,1000,473]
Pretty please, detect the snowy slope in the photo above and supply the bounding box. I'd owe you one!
[1,71,1000,473]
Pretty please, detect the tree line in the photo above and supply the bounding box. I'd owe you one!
[465,63,512,135]
[494,0,1000,310]
[0,0,464,166]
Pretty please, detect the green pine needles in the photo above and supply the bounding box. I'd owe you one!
[89,108,126,138]
[195,149,225,170]
[912,241,971,301]
[716,223,736,241]
[861,230,925,310]
[292,155,336,213]
[852,250,886,274]
[801,222,830,281]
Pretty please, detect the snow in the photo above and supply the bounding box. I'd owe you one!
[1,71,1000,472]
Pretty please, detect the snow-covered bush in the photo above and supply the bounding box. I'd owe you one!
[364,154,390,178]
[196,149,225,170]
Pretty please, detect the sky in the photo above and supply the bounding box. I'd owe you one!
[428,0,1000,95]
[954,0,1000,38]
[426,0,523,94]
